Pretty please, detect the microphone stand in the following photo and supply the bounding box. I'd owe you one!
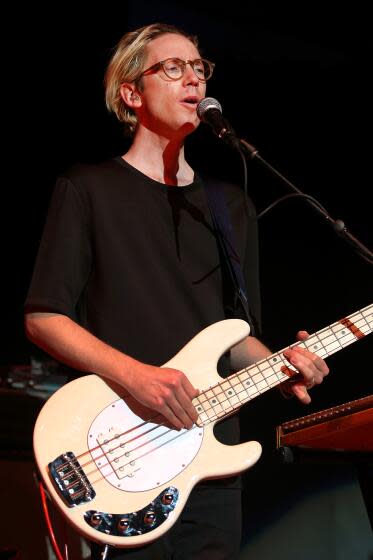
[238,138,373,266]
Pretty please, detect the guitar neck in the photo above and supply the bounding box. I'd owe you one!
[194,304,373,426]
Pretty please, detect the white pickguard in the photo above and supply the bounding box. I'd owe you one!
[88,397,203,492]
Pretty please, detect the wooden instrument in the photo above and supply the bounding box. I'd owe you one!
[277,394,373,452]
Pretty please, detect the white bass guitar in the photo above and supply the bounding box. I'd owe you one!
[33,304,373,548]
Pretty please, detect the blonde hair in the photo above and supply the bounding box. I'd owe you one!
[104,23,198,136]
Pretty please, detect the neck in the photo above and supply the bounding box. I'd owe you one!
[123,126,194,187]
[194,303,373,426]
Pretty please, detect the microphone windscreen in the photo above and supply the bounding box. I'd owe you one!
[197,97,222,121]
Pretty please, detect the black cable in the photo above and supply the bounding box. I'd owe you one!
[257,193,328,220]
[236,138,373,266]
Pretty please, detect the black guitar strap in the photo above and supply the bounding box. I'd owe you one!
[203,177,256,333]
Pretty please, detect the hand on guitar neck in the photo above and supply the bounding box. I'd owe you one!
[280,329,330,403]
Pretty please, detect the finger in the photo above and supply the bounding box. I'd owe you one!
[181,375,200,400]
[167,391,197,429]
[285,347,329,380]
[291,382,311,404]
[155,369,198,428]
[175,383,199,426]
[148,387,190,431]
[169,372,200,426]
[283,349,315,385]
[159,403,185,431]
[166,371,199,426]
[296,330,310,341]
[291,345,327,367]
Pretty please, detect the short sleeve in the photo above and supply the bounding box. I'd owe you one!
[24,176,91,320]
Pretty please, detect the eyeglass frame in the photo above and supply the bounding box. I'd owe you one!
[139,57,215,83]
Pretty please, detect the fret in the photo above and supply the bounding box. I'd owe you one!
[232,374,251,397]
[221,381,232,391]
[208,395,221,408]
[320,333,341,348]
[210,402,223,414]
[246,369,270,392]
[362,306,373,326]
[260,369,277,387]
[268,354,282,366]
[213,388,233,408]
[330,327,357,348]
[304,336,324,353]
[226,394,240,406]
[255,379,269,392]
[246,384,261,398]
[220,397,234,411]
[245,365,259,376]
[259,361,285,382]
[229,376,241,387]
[223,382,237,402]
[359,309,373,332]
[237,382,252,398]
[265,373,282,386]
[329,325,353,340]
[238,372,256,391]
[251,372,264,384]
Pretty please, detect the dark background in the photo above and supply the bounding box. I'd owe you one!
[2,2,372,557]
[6,1,371,397]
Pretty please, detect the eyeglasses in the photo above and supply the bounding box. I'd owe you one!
[140,57,215,82]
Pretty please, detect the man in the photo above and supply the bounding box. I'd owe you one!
[25,23,329,559]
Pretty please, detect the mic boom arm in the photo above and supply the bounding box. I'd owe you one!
[238,139,373,266]
[196,97,373,265]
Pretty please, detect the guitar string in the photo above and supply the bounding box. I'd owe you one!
[59,367,273,491]
[60,333,348,493]
[65,334,372,497]
[58,309,372,494]
[60,312,371,495]
[59,309,371,490]
[77,425,203,493]
[60,379,251,488]
[58,358,280,472]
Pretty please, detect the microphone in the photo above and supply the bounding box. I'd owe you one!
[196,97,239,148]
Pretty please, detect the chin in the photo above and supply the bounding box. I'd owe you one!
[178,121,198,138]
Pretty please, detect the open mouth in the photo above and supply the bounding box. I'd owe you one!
[181,96,199,107]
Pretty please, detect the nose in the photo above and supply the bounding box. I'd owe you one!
[183,62,200,86]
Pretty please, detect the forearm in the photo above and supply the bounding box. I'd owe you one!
[24,312,200,429]
[230,335,272,371]
[24,312,141,387]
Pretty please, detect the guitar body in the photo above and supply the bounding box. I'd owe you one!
[34,318,262,548]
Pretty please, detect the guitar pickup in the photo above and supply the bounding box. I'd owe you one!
[49,451,96,507]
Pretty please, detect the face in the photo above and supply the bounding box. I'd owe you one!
[136,33,207,139]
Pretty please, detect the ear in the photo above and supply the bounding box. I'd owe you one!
[120,83,142,108]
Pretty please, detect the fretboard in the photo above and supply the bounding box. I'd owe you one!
[194,303,373,426]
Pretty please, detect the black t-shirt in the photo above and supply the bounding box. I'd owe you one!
[25,156,261,449]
